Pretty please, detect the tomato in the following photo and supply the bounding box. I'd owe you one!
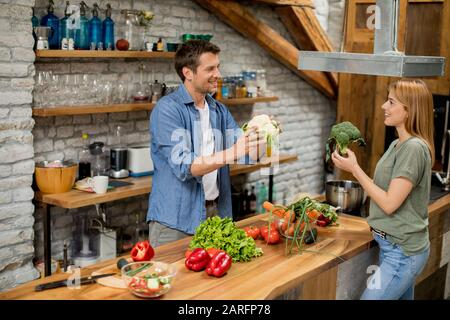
[261,222,278,238]
[263,229,280,244]
[260,226,268,238]
[243,226,260,240]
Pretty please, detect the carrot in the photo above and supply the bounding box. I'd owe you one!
[263,201,285,217]
[295,220,305,232]
[287,225,295,236]
[306,209,321,222]
[284,210,295,223]
[263,201,275,212]
[281,220,288,232]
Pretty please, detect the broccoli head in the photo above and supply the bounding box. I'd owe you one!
[326,121,366,162]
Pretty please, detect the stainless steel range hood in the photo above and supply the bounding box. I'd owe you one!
[298,0,446,77]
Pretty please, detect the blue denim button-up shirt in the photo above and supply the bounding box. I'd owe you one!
[147,84,247,234]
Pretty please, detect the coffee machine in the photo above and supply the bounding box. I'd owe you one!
[34,26,52,50]
[110,125,129,179]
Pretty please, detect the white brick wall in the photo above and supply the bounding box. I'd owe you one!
[0,0,344,290]
[0,0,40,291]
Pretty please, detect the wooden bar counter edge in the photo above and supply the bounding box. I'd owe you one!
[1,193,449,300]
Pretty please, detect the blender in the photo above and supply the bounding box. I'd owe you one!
[89,141,108,176]
[110,125,129,178]
[71,213,99,268]
[34,26,52,50]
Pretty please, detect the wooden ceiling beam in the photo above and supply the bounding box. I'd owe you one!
[276,5,338,89]
[194,0,336,99]
[249,0,314,7]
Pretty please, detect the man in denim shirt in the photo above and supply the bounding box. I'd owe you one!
[147,40,264,247]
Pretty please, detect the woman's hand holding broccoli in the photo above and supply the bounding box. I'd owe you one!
[331,149,360,175]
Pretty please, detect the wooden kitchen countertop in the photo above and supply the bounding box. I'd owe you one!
[3,191,450,300]
[0,212,373,300]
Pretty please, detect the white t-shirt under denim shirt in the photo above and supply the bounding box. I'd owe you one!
[195,100,219,201]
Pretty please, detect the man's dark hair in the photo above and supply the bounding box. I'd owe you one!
[174,40,221,82]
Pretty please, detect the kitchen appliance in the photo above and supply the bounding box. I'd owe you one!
[298,0,445,77]
[325,180,365,213]
[127,145,154,177]
[110,147,129,178]
[72,214,100,268]
[89,141,108,176]
[91,218,117,261]
[110,125,129,179]
[34,26,52,50]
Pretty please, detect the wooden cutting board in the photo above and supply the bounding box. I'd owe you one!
[91,259,132,289]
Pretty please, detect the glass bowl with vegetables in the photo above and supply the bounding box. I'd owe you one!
[121,261,177,298]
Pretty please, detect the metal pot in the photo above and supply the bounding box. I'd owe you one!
[325,180,364,213]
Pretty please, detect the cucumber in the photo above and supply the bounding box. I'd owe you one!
[159,276,171,285]
[147,278,160,290]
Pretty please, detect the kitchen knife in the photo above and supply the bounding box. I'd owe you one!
[34,273,116,291]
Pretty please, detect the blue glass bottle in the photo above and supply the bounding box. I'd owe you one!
[88,3,102,49]
[59,1,73,48]
[40,0,59,49]
[75,1,89,50]
[102,3,115,50]
[32,8,39,50]
[32,7,39,28]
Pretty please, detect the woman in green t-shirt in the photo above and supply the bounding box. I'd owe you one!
[332,79,434,300]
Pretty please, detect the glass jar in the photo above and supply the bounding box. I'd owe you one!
[256,69,267,97]
[120,10,142,51]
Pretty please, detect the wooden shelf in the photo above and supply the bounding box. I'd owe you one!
[229,153,298,176]
[218,96,279,105]
[35,50,175,59]
[32,97,279,117]
[34,154,298,209]
[32,102,155,117]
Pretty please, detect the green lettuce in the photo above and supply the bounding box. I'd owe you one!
[189,217,263,262]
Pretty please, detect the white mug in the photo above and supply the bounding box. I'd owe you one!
[87,176,109,194]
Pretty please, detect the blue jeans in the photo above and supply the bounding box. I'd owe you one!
[360,233,430,300]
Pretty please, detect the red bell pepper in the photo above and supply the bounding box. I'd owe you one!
[316,214,331,227]
[185,248,211,272]
[130,240,155,262]
[205,250,232,277]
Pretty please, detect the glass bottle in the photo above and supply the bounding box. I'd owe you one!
[215,78,223,100]
[78,133,91,180]
[250,186,257,214]
[121,9,141,51]
[221,77,229,99]
[243,188,249,215]
[102,3,115,50]
[257,182,268,214]
[88,3,103,50]
[59,1,75,49]
[32,7,39,28]
[40,0,60,49]
[256,69,267,97]
[32,8,39,50]
[75,1,89,50]
[156,38,164,52]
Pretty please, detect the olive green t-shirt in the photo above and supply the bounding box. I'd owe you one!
[368,137,431,256]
